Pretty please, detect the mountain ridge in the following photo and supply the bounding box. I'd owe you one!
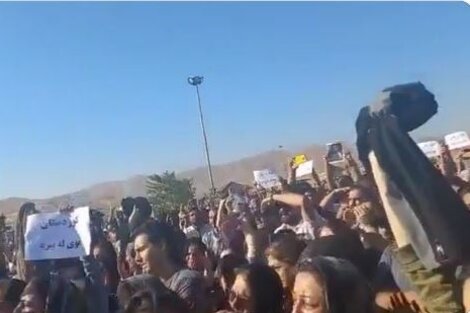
[0,144,331,218]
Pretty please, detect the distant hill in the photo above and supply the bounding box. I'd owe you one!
[0,144,333,219]
[2,128,465,220]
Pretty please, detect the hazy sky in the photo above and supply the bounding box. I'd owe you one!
[1,2,469,199]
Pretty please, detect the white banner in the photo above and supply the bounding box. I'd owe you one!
[445,131,470,150]
[296,160,314,178]
[25,207,92,261]
[418,141,440,158]
[253,169,281,189]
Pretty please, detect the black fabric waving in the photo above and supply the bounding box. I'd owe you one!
[369,115,470,265]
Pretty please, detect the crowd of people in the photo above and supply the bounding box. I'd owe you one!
[1,82,470,313]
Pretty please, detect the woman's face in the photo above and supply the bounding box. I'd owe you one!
[267,255,296,290]
[229,273,255,313]
[126,249,141,275]
[15,285,45,313]
[292,271,327,313]
[185,246,205,272]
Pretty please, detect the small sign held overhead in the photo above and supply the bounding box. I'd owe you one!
[418,141,440,158]
[292,154,307,167]
[296,160,314,178]
[445,131,470,150]
[25,207,91,261]
[253,169,281,189]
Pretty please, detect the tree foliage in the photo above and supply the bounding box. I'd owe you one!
[146,171,195,216]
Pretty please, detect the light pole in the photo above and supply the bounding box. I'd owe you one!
[188,76,216,195]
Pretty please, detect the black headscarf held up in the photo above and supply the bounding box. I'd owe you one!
[355,82,470,268]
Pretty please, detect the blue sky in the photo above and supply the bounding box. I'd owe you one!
[1,2,469,199]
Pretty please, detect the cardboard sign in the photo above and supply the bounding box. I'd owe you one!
[253,169,281,189]
[296,160,314,178]
[25,207,92,261]
[445,131,470,150]
[418,141,440,158]
[292,154,307,166]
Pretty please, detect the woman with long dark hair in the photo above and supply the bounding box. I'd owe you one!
[14,203,37,282]
[228,263,284,313]
[92,239,120,294]
[118,274,188,313]
[292,256,374,313]
[265,234,305,313]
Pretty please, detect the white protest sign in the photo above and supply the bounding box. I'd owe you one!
[25,206,91,261]
[296,160,314,178]
[253,169,281,189]
[445,131,470,150]
[418,141,440,158]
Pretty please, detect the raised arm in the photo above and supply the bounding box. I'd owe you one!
[272,193,311,223]
[438,143,457,178]
[345,151,361,182]
[319,187,350,213]
[287,158,298,185]
[324,157,335,191]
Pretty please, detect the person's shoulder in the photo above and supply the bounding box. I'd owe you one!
[175,268,203,279]
[169,269,205,293]
[170,269,204,286]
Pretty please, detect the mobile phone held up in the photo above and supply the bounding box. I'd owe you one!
[326,142,344,164]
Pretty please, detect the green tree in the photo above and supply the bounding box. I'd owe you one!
[146,171,195,216]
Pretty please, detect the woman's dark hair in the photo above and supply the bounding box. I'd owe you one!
[92,239,120,293]
[129,197,153,235]
[124,289,188,313]
[315,218,351,238]
[4,279,26,307]
[235,263,284,313]
[118,274,169,308]
[288,181,314,195]
[300,230,370,278]
[15,202,37,281]
[133,220,186,265]
[46,275,86,313]
[134,197,152,218]
[121,197,136,218]
[23,276,50,307]
[265,234,305,266]
[119,274,188,313]
[186,238,207,254]
[297,256,374,313]
[215,253,247,290]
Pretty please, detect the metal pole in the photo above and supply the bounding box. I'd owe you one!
[195,85,216,193]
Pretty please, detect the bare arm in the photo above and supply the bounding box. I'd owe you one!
[287,159,297,185]
[215,199,228,230]
[272,193,312,223]
[311,166,323,189]
[345,152,361,182]
[324,157,335,191]
[438,145,457,178]
[319,187,349,212]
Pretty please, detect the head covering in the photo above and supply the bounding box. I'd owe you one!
[355,82,470,268]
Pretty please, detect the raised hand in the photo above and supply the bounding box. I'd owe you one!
[389,292,425,313]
